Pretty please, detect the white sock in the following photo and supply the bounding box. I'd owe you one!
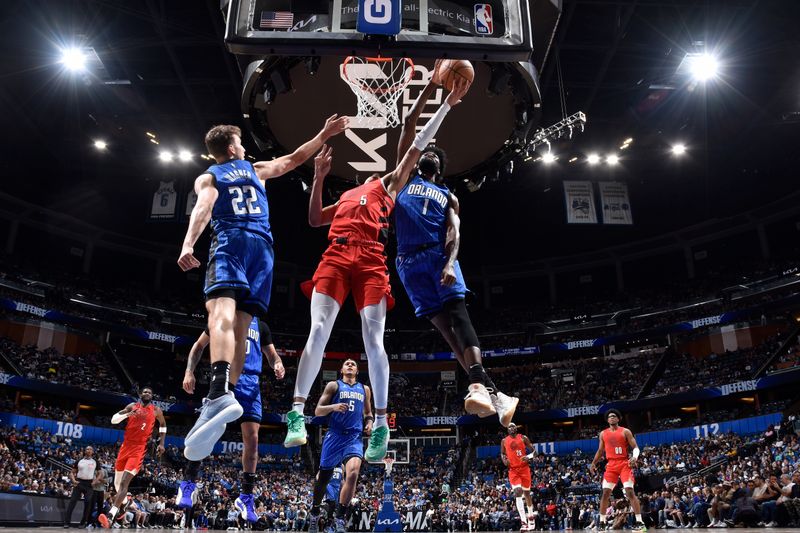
[110,505,119,517]
[599,515,606,523]
[635,514,642,522]
[291,402,305,415]
[515,497,526,523]
[294,291,340,399]
[374,414,387,429]
[360,299,389,412]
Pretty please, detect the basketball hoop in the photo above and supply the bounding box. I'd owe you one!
[382,456,395,475]
[340,56,415,129]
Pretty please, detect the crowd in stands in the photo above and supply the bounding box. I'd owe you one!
[558,354,657,408]
[650,337,783,397]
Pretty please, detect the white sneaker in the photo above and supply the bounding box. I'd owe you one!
[184,391,243,461]
[464,383,496,417]
[765,522,777,527]
[492,391,519,427]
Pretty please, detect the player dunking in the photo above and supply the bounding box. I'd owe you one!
[99,387,167,528]
[500,423,536,530]
[182,316,284,522]
[178,116,347,460]
[393,75,518,426]
[307,359,373,533]
[283,78,470,462]
[589,409,646,531]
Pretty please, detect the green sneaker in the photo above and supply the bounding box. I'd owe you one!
[283,410,307,447]
[364,426,389,462]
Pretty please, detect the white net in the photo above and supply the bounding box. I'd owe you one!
[383,457,395,475]
[340,56,415,129]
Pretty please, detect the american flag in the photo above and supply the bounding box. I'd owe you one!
[260,11,294,29]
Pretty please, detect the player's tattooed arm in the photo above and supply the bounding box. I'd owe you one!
[589,432,605,475]
[308,145,338,227]
[441,194,461,287]
[154,407,167,456]
[363,385,374,437]
[396,69,440,166]
[254,114,348,181]
[178,174,218,272]
[183,331,210,395]
[314,381,348,416]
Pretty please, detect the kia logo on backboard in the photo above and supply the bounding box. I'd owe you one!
[474,4,493,34]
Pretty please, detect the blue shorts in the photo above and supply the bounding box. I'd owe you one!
[234,373,262,424]
[205,229,274,318]
[319,430,363,470]
[396,247,467,318]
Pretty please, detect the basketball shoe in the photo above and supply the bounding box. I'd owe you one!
[184,392,243,461]
[234,494,258,523]
[492,391,519,427]
[283,410,307,447]
[464,383,496,417]
[365,426,389,462]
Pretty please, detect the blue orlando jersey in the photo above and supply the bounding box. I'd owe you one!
[329,380,365,433]
[394,175,451,254]
[206,159,272,244]
[243,316,262,375]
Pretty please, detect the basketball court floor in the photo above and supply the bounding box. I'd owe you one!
[5,529,798,533]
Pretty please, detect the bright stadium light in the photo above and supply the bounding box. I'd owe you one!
[542,152,557,164]
[587,154,601,165]
[93,140,107,150]
[672,143,687,156]
[178,149,192,162]
[60,47,87,72]
[159,150,173,163]
[606,154,619,166]
[689,53,719,82]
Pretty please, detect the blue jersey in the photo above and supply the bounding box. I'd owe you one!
[206,159,272,244]
[243,316,262,375]
[394,175,451,254]
[329,380,365,433]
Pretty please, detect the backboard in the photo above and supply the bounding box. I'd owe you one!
[224,0,538,61]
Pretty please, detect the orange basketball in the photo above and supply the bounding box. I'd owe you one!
[435,59,474,91]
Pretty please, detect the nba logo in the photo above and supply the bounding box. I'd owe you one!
[474,4,493,35]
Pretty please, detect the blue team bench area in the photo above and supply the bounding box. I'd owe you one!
[0,411,300,457]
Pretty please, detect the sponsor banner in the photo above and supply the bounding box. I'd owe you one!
[0,412,298,456]
[599,182,633,225]
[354,510,428,532]
[564,181,598,224]
[476,412,782,459]
[0,492,81,524]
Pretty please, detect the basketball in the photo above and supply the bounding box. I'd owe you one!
[434,59,475,91]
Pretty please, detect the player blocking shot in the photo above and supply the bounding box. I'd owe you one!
[500,423,536,531]
[307,359,373,533]
[589,409,646,531]
[283,77,471,462]
[99,387,167,528]
[393,67,518,426]
[178,116,347,461]
[182,316,285,523]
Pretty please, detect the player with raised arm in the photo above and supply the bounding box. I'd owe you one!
[393,72,518,426]
[589,409,646,531]
[500,423,536,531]
[182,316,285,523]
[283,78,470,463]
[177,116,347,461]
[99,387,167,528]
[306,359,373,533]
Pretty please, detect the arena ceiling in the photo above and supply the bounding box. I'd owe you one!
[0,0,798,269]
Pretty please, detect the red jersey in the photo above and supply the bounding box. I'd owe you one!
[123,402,156,447]
[328,179,394,245]
[503,434,528,469]
[601,426,629,461]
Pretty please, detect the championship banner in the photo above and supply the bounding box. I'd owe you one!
[563,181,598,224]
[149,181,177,220]
[599,181,633,225]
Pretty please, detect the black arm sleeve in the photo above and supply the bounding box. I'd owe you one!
[258,320,274,347]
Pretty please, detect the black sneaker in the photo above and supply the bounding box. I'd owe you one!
[633,521,647,531]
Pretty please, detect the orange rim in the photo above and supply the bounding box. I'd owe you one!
[342,56,415,94]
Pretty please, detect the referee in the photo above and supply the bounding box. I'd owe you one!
[63,446,97,528]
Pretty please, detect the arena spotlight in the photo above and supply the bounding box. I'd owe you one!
[688,53,719,82]
[542,152,557,164]
[587,154,600,165]
[60,47,87,72]
[606,154,619,165]
[178,149,192,162]
[671,143,687,156]
[526,112,587,152]
[93,140,107,150]
[159,150,174,163]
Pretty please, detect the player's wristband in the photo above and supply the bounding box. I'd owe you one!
[632,447,640,460]
[159,427,167,434]
[364,415,375,422]
[525,453,535,460]
[412,102,451,151]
